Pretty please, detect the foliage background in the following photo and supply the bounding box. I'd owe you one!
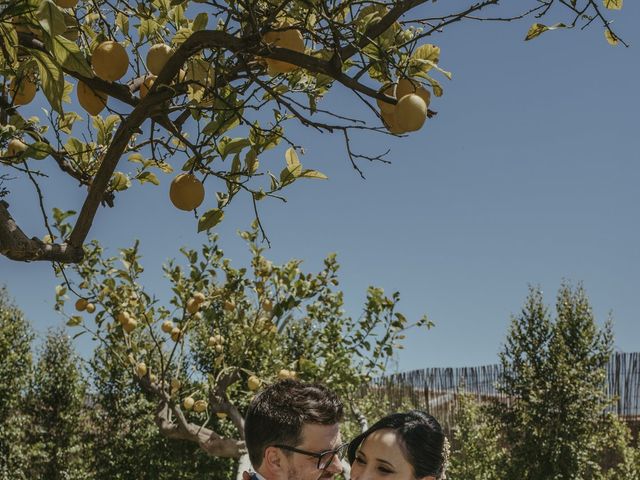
[3,283,639,479]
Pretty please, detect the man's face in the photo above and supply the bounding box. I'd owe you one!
[283,423,344,480]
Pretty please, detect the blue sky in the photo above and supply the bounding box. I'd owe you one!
[2,1,638,372]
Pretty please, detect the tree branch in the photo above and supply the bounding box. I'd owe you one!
[155,402,246,457]
[0,200,83,262]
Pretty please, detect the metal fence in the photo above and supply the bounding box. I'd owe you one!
[363,352,640,430]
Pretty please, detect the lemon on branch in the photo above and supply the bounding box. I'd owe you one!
[380,108,405,135]
[376,83,396,115]
[75,298,88,311]
[262,25,305,75]
[77,81,108,116]
[147,44,173,75]
[139,75,156,99]
[396,78,431,107]
[169,173,205,211]
[10,76,37,106]
[7,139,27,159]
[161,320,174,333]
[247,375,261,391]
[92,41,129,82]
[395,94,428,132]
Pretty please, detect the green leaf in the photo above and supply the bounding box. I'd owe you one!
[219,137,251,159]
[413,59,452,80]
[604,28,619,45]
[57,111,82,134]
[279,164,302,185]
[245,148,259,174]
[26,141,53,160]
[62,80,73,104]
[52,208,76,223]
[37,0,67,37]
[299,169,328,180]
[415,73,443,97]
[116,12,130,36]
[66,315,83,327]
[93,114,120,145]
[525,23,548,41]
[138,18,160,40]
[197,208,224,232]
[136,171,160,185]
[203,111,240,136]
[28,48,65,114]
[172,27,193,46]
[285,147,301,169]
[410,44,440,67]
[52,34,93,77]
[525,23,567,41]
[192,12,208,31]
[603,0,622,9]
[110,172,131,191]
[231,153,241,174]
[0,24,19,64]
[268,172,279,190]
[128,153,144,164]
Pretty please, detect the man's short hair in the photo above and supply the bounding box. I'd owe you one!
[244,379,344,468]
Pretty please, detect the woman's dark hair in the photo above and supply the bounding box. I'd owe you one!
[347,410,445,478]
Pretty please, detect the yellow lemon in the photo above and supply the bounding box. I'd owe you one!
[77,81,108,116]
[10,76,37,106]
[193,292,206,304]
[169,173,205,211]
[135,362,147,377]
[247,375,261,391]
[147,43,173,75]
[92,41,129,82]
[376,83,396,115]
[139,75,156,99]
[262,28,304,74]
[395,94,427,132]
[171,327,182,342]
[117,311,130,325]
[123,317,138,333]
[380,108,405,135]
[183,396,194,410]
[171,378,181,392]
[161,320,174,333]
[7,139,27,159]
[193,400,208,413]
[186,297,200,314]
[396,78,431,107]
[75,298,88,311]
[85,303,96,313]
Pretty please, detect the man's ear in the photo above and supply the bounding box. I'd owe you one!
[262,446,285,474]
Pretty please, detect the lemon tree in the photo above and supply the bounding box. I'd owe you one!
[53,219,432,464]
[0,0,627,264]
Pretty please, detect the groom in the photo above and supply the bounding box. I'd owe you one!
[244,379,348,480]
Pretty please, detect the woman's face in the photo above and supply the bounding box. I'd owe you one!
[350,429,431,480]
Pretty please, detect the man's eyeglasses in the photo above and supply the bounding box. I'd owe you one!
[273,442,349,470]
